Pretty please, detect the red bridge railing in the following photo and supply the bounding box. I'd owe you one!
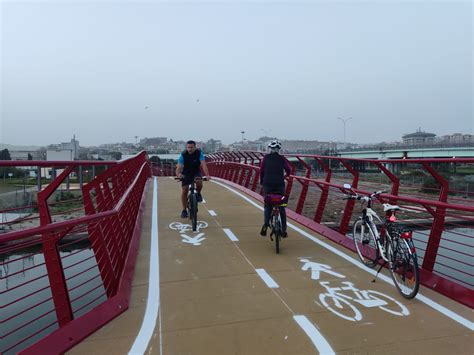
[207,151,474,308]
[0,152,151,354]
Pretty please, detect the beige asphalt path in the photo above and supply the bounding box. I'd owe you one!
[71,177,473,355]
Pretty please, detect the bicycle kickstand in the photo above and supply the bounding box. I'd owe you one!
[372,261,387,283]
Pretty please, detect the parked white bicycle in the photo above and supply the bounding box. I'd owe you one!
[343,184,420,299]
[319,281,409,322]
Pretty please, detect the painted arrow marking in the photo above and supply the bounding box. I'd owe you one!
[181,233,206,246]
[300,259,345,280]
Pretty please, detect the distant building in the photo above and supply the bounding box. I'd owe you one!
[439,133,474,144]
[48,136,80,159]
[205,139,223,153]
[9,150,42,160]
[46,150,75,161]
[41,149,75,179]
[402,129,436,145]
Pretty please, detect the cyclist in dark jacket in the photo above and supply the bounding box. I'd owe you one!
[259,140,292,237]
[176,140,210,218]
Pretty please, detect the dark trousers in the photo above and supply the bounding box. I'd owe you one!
[263,183,287,232]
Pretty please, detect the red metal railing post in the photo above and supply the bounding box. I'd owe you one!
[37,166,76,327]
[338,159,359,235]
[422,162,449,271]
[313,157,332,223]
[243,153,255,188]
[295,157,312,214]
[236,152,247,185]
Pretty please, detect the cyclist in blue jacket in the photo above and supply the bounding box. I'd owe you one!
[259,140,292,237]
[176,140,210,218]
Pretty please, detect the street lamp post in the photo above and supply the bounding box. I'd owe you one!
[337,117,352,147]
[241,131,245,144]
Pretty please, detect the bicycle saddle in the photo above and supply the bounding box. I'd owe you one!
[383,203,400,212]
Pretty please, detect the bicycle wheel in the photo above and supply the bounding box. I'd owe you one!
[189,193,198,231]
[388,238,420,299]
[273,213,281,254]
[353,220,379,267]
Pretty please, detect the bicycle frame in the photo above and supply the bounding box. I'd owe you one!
[360,207,390,262]
[354,191,416,263]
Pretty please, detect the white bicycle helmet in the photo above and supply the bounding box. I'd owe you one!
[268,140,282,150]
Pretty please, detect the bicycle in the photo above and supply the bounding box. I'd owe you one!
[176,176,207,232]
[319,280,409,321]
[264,193,288,254]
[343,183,420,299]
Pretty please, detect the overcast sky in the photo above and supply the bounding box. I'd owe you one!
[1,0,472,146]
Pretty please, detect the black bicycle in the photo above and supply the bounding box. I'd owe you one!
[176,176,207,231]
[265,194,288,254]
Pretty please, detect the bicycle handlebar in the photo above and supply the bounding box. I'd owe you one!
[175,176,209,182]
[342,189,387,202]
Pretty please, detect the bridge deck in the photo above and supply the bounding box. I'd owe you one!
[69,177,473,354]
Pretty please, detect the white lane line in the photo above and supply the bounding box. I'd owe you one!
[129,177,161,355]
[212,180,474,331]
[256,268,279,288]
[208,209,217,216]
[223,228,239,241]
[293,315,335,355]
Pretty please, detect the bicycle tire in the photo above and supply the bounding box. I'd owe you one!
[388,238,420,299]
[353,220,379,267]
[189,193,198,231]
[273,213,281,254]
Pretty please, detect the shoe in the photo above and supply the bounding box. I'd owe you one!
[260,224,268,237]
[282,231,288,238]
[196,193,203,203]
[180,209,188,218]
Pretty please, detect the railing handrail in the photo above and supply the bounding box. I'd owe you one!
[0,160,118,167]
[210,161,474,213]
[209,150,474,164]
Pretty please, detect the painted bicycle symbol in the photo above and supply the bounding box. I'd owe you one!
[169,221,208,233]
[319,281,409,322]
